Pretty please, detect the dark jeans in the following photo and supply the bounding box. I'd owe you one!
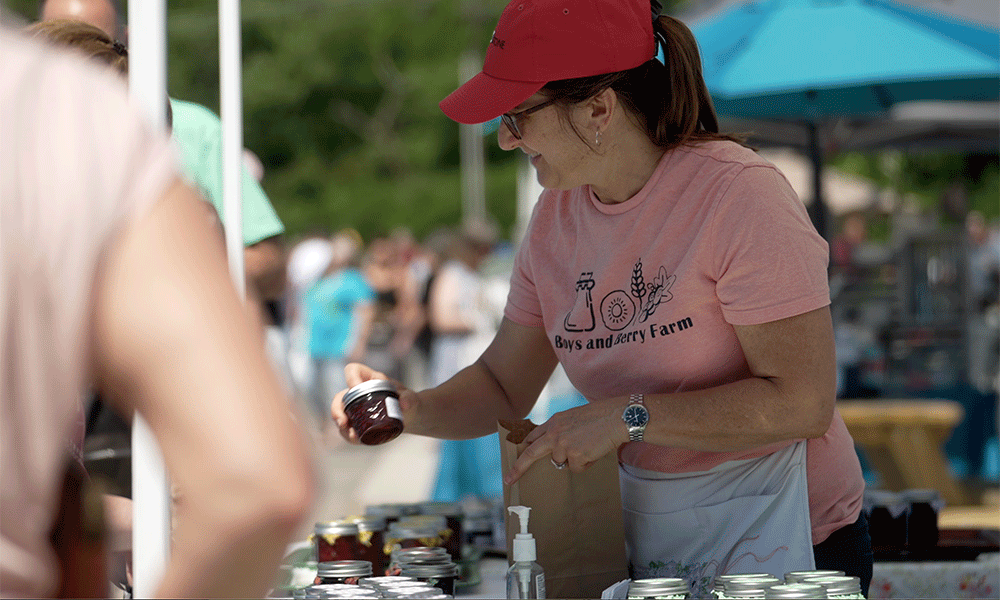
[813,511,874,598]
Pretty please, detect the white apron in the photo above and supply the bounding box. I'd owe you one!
[620,441,815,598]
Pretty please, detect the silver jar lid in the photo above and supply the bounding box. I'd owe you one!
[904,488,943,503]
[304,584,372,599]
[387,526,440,543]
[366,503,404,519]
[726,577,780,591]
[316,560,373,578]
[400,562,460,578]
[382,586,443,598]
[715,573,777,591]
[314,521,360,537]
[395,515,447,529]
[418,501,462,516]
[359,575,416,588]
[764,583,825,598]
[343,379,397,408]
[392,546,450,564]
[801,575,862,595]
[628,577,690,594]
[348,515,386,532]
[784,569,844,583]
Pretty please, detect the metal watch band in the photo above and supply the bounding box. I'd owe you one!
[627,393,646,441]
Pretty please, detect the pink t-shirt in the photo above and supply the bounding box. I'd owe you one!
[505,140,864,544]
[1,29,177,598]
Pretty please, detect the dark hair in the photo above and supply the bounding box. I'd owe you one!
[541,15,745,150]
[24,18,128,75]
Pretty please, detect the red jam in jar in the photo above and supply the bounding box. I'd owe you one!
[313,521,362,563]
[418,501,463,562]
[343,380,404,445]
[349,515,389,576]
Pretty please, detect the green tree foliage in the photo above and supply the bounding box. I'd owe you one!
[834,151,999,224]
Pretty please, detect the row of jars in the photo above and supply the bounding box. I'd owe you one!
[713,570,864,599]
[627,570,865,600]
[312,501,467,578]
[293,574,451,599]
[307,548,459,595]
[864,488,943,552]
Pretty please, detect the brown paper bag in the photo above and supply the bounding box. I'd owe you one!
[499,419,629,599]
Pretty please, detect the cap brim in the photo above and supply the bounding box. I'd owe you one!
[439,71,545,125]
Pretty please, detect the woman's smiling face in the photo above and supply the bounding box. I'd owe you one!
[498,93,595,191]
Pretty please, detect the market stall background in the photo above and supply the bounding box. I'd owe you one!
[3,0,997,598]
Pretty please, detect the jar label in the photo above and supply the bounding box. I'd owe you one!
[385,397,403,421]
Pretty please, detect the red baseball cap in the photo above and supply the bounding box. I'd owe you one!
[440,0,655,125]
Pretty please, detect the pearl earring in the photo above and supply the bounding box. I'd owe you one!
[595,130,602,145]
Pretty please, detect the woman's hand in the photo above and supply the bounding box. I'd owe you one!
[330,362,420,444]
[504,400,628,485]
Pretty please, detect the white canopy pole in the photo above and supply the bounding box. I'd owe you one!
[220,0,245,296]
[127,0,171,596]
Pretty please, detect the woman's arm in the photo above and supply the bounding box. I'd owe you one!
[333,317,559,441]
[92,181,316,599]
[508,306,836,481]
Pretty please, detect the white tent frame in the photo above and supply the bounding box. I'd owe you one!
[128,0,244,594]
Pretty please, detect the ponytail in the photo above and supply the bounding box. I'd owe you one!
[541,15,744,150]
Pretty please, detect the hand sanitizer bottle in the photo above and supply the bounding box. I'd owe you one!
[506,505,546,599]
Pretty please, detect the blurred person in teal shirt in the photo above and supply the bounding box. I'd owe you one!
[306,231,376,436]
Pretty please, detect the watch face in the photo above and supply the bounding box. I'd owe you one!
[623,405,648,428]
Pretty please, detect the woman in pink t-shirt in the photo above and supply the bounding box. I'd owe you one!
[333,0,871,594]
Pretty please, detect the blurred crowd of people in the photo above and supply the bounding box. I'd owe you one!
[279,222,506,441]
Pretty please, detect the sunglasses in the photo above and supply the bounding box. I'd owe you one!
[501,98,557,140]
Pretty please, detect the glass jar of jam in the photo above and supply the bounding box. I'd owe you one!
[313,521,362,563]
[399,561,460,596]
[386,522,444,556]
[314,560,373,585]
[904,488,942,551]
[864,489,907,554]
[418,502,463,562]
[348,515,389,576]
[389,546,451,576]
[342,380,404,445]
[366,503,404,526]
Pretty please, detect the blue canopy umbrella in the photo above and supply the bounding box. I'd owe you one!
[690,0,1000,237]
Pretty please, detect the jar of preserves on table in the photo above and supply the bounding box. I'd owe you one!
[348,515,389,576]
[313,521,362,563]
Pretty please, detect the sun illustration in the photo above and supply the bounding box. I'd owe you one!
[601,290,635,331]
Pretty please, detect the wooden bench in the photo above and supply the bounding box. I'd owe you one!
[837,399,967,505]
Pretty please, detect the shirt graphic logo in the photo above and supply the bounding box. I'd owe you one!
[631,259,676,324]
[564,273,595,332]
[564,260,676,334]
[554,260,691,354]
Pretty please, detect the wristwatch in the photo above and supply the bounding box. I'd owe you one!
[621,393,649,442]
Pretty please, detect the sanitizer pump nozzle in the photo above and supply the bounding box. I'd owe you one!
[506,506,545,599]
